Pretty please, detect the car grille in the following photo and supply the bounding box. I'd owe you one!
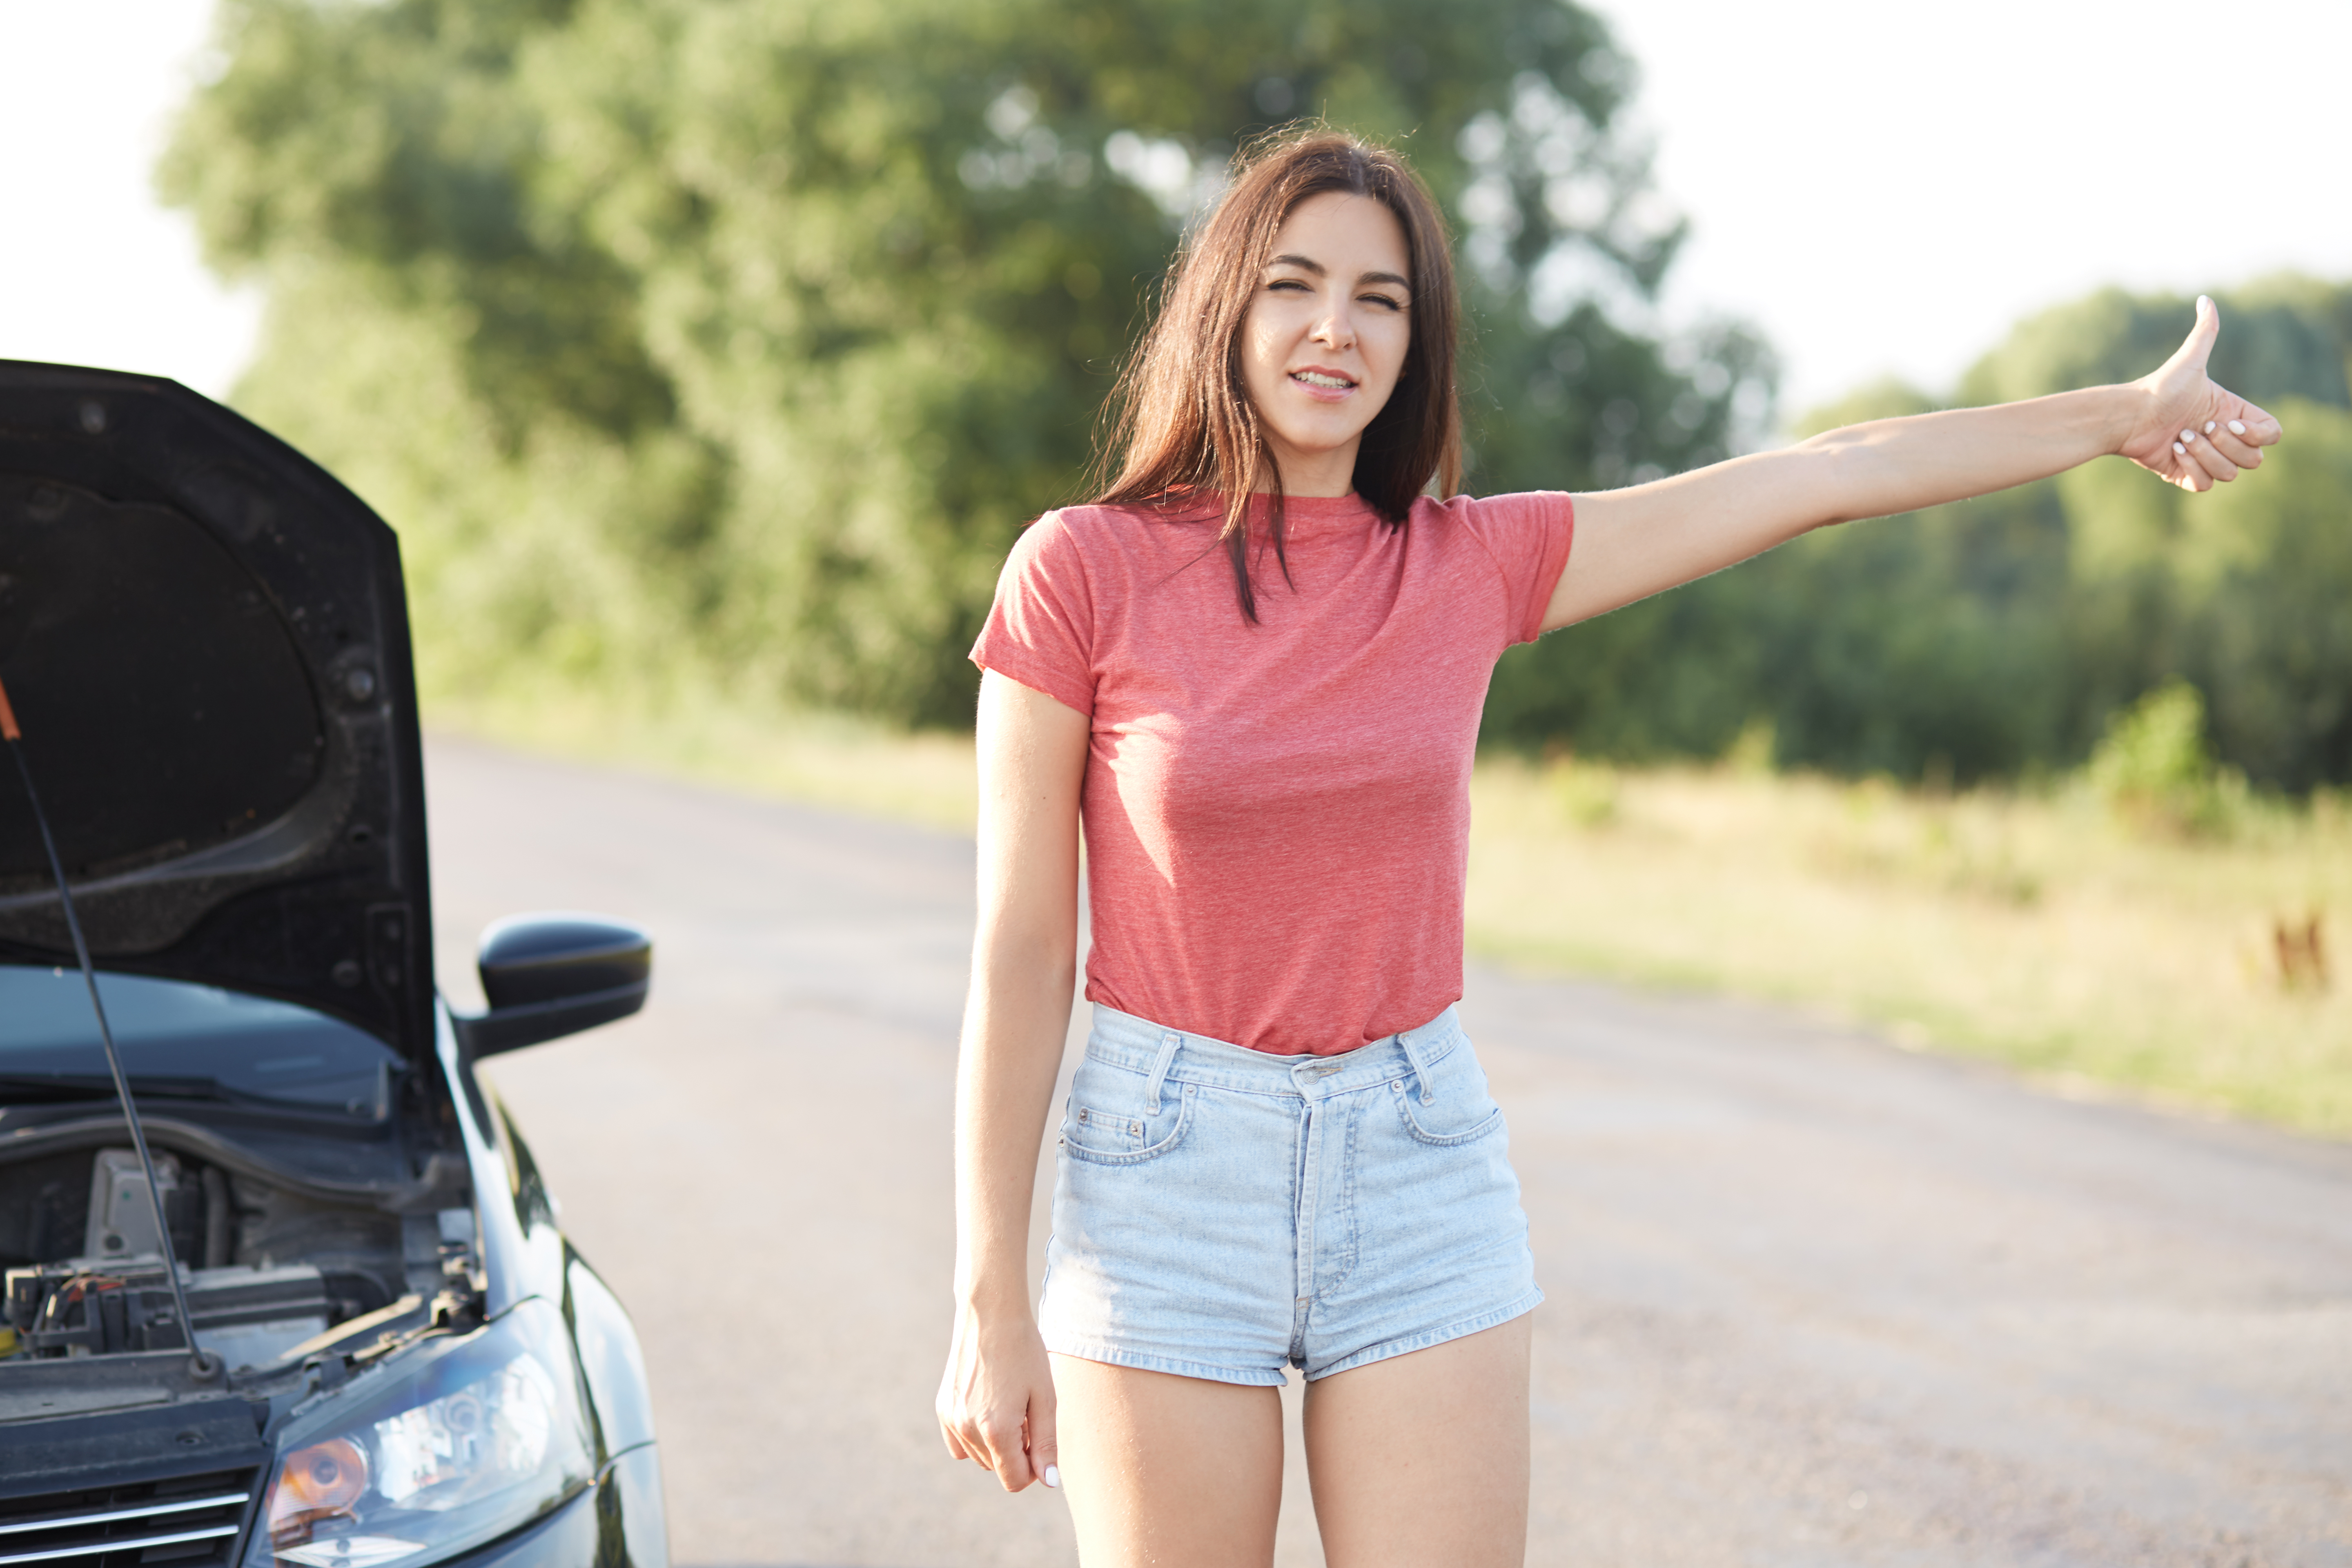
[0,1468,255,1568]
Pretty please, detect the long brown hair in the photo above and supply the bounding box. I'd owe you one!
[1092,129,1462,621]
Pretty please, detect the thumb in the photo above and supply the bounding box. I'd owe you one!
[2178,293,2221,370]
[1029,1391,1061,1491]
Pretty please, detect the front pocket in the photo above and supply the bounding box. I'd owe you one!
[1061,1085,1196,1165]
[1390,1076,1504,1147]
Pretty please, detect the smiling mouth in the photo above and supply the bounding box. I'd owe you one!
[1290,370,1356,390]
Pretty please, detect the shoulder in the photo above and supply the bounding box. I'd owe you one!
[1410,490,1576,535]
[1015,499,1215,570]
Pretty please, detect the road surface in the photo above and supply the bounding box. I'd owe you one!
[424,736,2352,1568]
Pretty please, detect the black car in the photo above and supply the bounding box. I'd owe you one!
[0,362,666,1568]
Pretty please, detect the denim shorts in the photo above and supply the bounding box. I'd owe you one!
[1038,1003,1542,1385]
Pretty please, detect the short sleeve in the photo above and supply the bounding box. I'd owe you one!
[1458,491,1575,644]
[969,510,1099,717]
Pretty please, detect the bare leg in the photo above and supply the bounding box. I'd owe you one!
[1050,1353,1285,1567]
[1302,1315,1532,1568]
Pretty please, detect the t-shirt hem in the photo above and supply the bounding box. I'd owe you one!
[971,649,1095,718]
[1517,494,1576,644]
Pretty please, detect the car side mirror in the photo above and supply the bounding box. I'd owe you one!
[455,913,651,1058]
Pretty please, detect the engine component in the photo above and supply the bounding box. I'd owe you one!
[84,1146,191,1261]
[4,1259,332,1368]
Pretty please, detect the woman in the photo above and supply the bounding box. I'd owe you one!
[935,129,2278,1566]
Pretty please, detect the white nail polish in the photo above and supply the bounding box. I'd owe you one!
[1043,1464,1062,1489]
[2173,442,2185,454]
[2229,420,2246,435]
[2204,422,2216,434]
[2180,430,2196,443]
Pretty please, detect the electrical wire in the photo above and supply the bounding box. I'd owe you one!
[0,673,216,1377]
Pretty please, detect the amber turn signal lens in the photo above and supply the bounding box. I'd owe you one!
[271,1437,369,1527]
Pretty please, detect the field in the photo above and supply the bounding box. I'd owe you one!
[436,689,2352,1137]
[1467,756,2350,1135]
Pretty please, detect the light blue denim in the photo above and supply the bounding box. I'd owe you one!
[1038,1002,1543,1385]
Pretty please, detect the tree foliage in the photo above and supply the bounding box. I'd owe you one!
[163,0,1767,724]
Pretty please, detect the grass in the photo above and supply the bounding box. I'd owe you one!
[1467,756,2352,1136]
[432,687,2352,1137]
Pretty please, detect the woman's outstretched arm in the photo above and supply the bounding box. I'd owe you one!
[1544,296,2285,632]
[936,671,1089,1492]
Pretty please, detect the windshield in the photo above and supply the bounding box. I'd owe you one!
[0,965,401,1116]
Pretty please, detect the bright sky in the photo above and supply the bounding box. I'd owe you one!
[2,1,2344,414]
[1589,0,2352,411]
[0,1,257,397]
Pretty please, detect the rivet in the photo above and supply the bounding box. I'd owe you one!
[1077,1109,1088,1122]
[1129,1122,1142,1136]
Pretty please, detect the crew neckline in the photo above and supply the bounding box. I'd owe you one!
[1134,490,1389,539]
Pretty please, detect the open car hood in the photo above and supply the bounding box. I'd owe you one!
[0,361,434,1065]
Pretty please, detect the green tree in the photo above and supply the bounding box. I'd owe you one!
[163,0,1765,724]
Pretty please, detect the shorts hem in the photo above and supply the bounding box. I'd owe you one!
[1304,1287,1545,1382]
[1043,1336,1289,1388]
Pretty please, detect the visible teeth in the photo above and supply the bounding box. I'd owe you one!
[1292,371,1352,389]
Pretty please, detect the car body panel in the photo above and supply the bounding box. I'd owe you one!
[0,361,434,1062]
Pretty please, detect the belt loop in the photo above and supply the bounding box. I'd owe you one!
[1397,1026,1437,1105]
[1143,1031,1182,1114]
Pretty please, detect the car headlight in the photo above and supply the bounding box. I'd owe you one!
[247,1299,594,1568]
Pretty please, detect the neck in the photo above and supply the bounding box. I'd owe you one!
[1260,438,1359,498]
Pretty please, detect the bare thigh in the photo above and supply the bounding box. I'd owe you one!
[1303,1316,1532,1568]
[1049,1353,1285,1568]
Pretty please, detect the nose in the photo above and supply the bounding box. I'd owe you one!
[1312,294,1355,352]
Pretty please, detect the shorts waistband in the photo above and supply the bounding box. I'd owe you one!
[1084,1002,1465,1101]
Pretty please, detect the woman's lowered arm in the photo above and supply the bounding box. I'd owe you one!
[935,671,1090,1492]
[1544,296,2283,633]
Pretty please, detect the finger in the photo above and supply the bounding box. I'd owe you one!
[2234,399,2284,447]
[2167,437,2208,492]
[2201,419,2263,470]
[2169,294,2221,375]
[951,1418,989,1466]
[979,1415,1034,1490]
[2178,426,2240,484]
[1029,1390,1061,1492]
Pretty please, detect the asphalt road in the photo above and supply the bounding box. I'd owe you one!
[425,735,2352,1568]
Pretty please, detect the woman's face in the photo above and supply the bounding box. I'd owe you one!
[1238,191,1414,496]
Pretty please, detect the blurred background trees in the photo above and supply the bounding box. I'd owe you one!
[162,0,2351,789]
[163,0,1763,724]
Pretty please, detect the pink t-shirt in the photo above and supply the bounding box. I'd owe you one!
[970,490,1574,1056]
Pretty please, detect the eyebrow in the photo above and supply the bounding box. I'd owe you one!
[1267,253,1412,291]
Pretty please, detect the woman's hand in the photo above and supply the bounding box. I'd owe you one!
[937,1299,1060,1492]
[2118,296,2284,491]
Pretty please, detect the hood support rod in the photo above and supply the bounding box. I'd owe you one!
[0,674,216,1378]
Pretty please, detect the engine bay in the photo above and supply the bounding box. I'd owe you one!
[0,1141,477,1391]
